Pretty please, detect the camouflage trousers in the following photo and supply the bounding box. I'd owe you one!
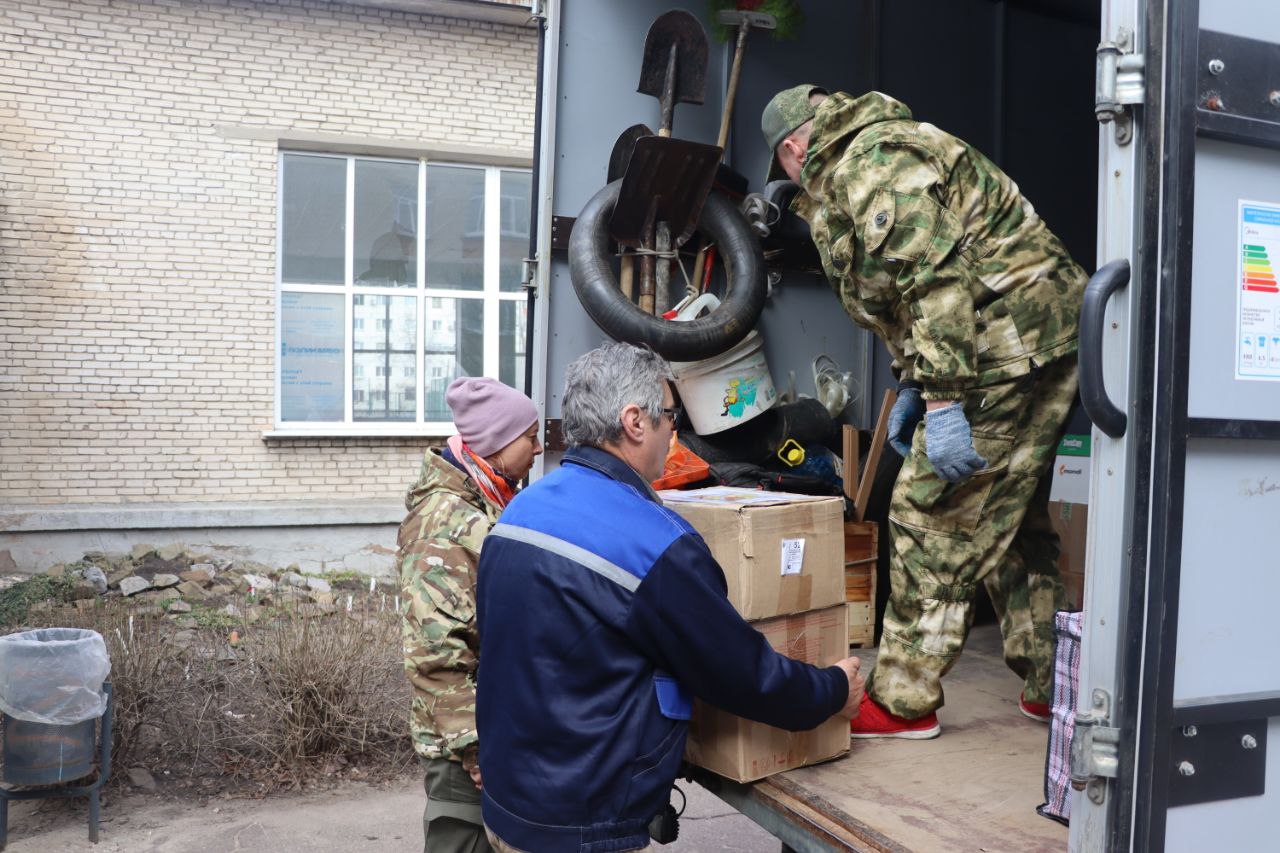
[868,355,1078,720]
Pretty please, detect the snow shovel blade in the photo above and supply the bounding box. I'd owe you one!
[608,135,722,248]
[607,124,654,184]
[638,10,708,109]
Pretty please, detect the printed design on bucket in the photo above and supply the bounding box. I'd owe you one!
[672,331,776,435]
[721,377,759,418]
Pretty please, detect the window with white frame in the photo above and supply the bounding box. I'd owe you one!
[277,152,532,429]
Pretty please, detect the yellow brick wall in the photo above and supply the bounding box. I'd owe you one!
[0,0,537,506]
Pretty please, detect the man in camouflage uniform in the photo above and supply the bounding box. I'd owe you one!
[762,85,1084,737]
[399,447,498,851]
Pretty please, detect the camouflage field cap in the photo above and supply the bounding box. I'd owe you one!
[761,84,827,182]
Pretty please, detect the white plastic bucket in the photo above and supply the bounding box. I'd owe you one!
[671,331,777,435]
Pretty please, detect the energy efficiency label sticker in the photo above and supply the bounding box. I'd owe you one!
[1238,201,1280,381]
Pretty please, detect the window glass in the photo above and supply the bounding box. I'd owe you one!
[424,298,483,420]
[499,170,532,293]
[278,156,532,428]
[354,160,418,287]
[426,165,484,291]
[499,300,528,391]
[281,155,346,284]
[353,295,416,421]
[280,291,345,421]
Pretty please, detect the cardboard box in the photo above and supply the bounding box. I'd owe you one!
[844,520,878,647]
[684,605,850,782]
[1049,405,1093,505]
[659,487,844,621]
[1049,501,1088,610]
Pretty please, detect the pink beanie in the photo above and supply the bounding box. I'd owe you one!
[446,377,539,458]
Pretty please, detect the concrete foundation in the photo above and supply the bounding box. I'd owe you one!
[0,501,405,576]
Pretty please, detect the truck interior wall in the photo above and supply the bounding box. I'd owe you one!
[867,0,1101,403]
[544,0,1099,442]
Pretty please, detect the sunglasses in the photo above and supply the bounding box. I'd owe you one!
[660,406,683,425]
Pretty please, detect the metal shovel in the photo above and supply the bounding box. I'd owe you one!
[610,10,722,314]
[607,124,653,303]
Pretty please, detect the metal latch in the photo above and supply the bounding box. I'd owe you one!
[521,257,538,293]
[1096,29,1145,145]
[1070,688,1121,805]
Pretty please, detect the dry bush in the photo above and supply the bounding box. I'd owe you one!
[94,609,181,771]
[187,604,414,785]
[18,596,414,792]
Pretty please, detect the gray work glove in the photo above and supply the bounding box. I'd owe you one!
[924,403,988,483]
[887,382,925,457]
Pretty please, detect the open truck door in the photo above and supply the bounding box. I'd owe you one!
[1072,0,1280,850]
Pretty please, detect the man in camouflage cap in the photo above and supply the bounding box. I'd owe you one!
[762,85,1085,738]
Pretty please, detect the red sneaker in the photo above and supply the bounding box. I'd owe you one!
[849,695,941,740]
[1019,691,1052,723]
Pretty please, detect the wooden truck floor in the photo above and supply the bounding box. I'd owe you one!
[695,623,1069,852]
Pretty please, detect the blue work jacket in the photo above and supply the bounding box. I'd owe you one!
[477,446,847,852]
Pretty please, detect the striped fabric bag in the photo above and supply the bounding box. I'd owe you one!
[1038,609,1084,824]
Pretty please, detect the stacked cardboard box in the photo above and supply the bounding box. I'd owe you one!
[1047,412,1092,610]
[1049,501,1088,610]
[659,487,849,783]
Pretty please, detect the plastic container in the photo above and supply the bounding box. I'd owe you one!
[663,291,721,321]
[671,330,778,435]
[776,439,844,491]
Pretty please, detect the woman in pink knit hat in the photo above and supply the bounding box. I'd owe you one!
[395,377,540,853]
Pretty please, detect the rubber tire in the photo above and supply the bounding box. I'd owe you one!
[568,179,767,362]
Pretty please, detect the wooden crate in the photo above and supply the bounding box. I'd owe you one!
[845,520,878,647]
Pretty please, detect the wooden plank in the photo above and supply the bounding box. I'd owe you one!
[854,389,895,523]
[844,520,878,647]
[758,625,1067,852]
[842,424,859,501]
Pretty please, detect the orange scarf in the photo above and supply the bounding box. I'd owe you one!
[447,434,516,510]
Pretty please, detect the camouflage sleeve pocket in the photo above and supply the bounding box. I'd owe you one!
[402,545,478,625]
[424,575,475,624]
[863,188,939,263]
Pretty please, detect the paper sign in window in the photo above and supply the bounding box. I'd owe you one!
[781,538,806,576]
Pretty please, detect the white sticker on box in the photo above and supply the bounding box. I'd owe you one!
[781,538,805,575]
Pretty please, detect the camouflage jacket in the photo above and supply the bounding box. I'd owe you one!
[397,447,501,765]
[793,91,1086,397]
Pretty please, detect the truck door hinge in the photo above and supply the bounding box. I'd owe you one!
[521,257,539,293]
[1070,688,1121,804]
[1096,29,1145,145]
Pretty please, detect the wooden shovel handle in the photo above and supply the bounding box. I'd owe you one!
[717,22,751,151]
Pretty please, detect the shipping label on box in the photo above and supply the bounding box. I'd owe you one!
[684,605,850,783]
[659,488,845,620]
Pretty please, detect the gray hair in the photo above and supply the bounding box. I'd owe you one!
[562,342,674,447]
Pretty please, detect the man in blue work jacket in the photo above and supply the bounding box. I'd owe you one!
[476,342,863,853]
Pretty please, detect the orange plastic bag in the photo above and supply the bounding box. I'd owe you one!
[651,432,711,491]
